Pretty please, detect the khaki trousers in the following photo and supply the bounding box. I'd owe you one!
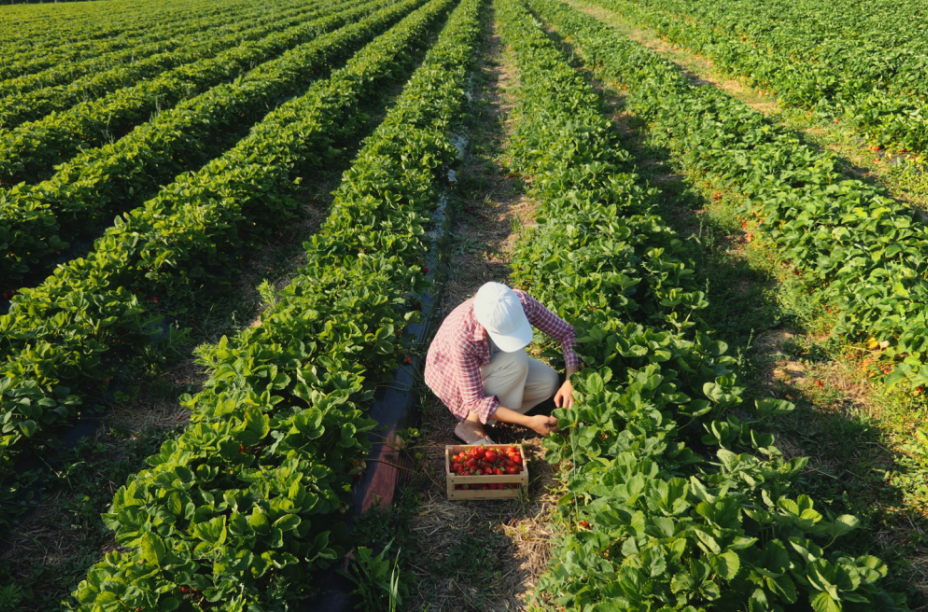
[480,350,559,416]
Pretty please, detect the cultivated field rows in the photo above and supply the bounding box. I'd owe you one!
[1,0,927,609]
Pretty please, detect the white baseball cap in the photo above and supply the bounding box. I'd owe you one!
[473,282,533,353]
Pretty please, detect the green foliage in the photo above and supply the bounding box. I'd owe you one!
[0,0,384,285]
[531,0,928,393]
[343,541,407,612]
[0,0,338,131]
[598,0,928,154]
[65,0,485,607]
[497,0,908,609]
[0,0,296,85]
[0,0,436,524]
[0,0,368,185]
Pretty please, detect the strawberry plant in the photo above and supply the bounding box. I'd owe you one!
[0,0,259,57]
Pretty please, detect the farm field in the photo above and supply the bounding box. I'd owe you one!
[2,0,928,610]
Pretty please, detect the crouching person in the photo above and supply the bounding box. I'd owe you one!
[424,282,580,444]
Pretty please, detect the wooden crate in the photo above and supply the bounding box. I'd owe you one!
[445,444,529,501]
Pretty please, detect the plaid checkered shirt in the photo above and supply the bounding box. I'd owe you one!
[424,290,580,424]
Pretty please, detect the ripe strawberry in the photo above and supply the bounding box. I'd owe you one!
[405,357,412,364]
[816,380,824,388]
[423,267,429,274]
[152,296,159,303]
[240,445,245,452]
[580,520,589,527]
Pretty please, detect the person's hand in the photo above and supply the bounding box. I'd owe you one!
[554,378,574,409]
[528,414,559,436]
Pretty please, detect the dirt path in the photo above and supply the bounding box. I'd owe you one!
[403,12,561,612]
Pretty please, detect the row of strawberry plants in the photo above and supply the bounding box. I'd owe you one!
[0,0,446,530]
[498,0,910,609]
[0,0,343,131]
[500,0,703,333]
[0,0,255,50]
[67,0,482,607]
[596,0,928,155]
[0,0,316,99]
[0,0,388,289]
[0,0,366,185]
[614,0,928,88]
[533,0,928,391]
[0,0,265,81]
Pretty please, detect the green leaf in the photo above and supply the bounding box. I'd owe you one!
[671,571,696,594]
[767,574,798,604]
[274,514,301,532]
[140,532,166,568]
[829,515,860,538]
[241,405,270,446]
[709,551,740,580]
[249,509,270,535]
[19,419,36,437]
[195,516,227,546]
[810,591,842,612]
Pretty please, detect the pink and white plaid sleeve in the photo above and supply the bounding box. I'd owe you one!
[518,292,581,368]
